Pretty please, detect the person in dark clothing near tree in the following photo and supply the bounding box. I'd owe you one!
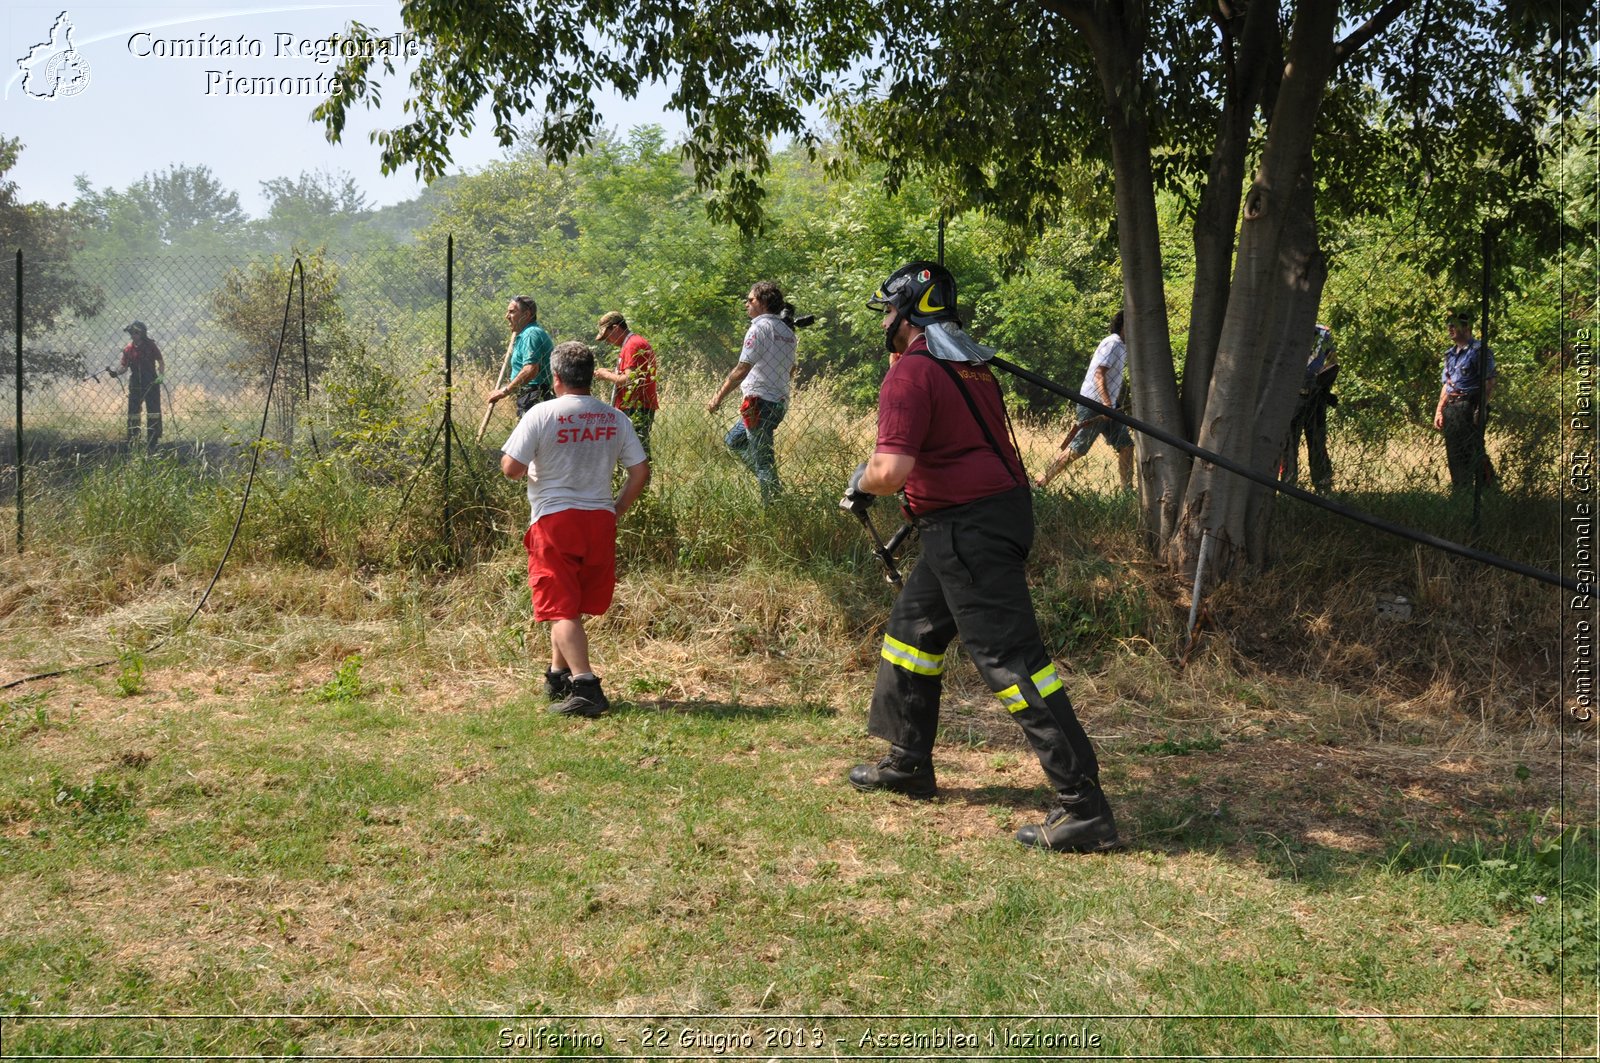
[842,261,1118,853]
[120,320,165,449]
[1433,309,1497,492]
[1279,323,1338,492]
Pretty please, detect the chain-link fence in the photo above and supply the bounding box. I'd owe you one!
[0,245,881,545]
[5,249,447,456]
[2,244,1568,563]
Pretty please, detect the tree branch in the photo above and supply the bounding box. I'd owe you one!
[1332,0,1416,66]
[1038,0,1096,20]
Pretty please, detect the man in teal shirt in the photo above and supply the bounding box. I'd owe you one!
[490,295,555,414]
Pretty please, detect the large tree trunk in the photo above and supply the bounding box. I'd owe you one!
[1166,0,1339,578]
[1184,0,1282,440]
[1046,0,1421,582]
[1241,174,1328,565]
[1070,1,1190,550]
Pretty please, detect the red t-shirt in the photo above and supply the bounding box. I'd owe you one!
[875,336,1023,513]
[121,337,162,371]
[613,333,658,411]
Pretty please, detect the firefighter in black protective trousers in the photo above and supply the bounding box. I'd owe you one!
[842,261,1118,853]
[121,320,165,449]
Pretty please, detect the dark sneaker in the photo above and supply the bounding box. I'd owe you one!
[848,751,937,799]
[1015,790,1119,852]
[543,668,573,700]
[550,675,609,718]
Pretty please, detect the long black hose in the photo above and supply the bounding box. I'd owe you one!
[990,355,1577,593]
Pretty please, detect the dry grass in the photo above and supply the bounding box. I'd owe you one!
[0,560,1591,1057]
[0,388,1592,1057]
[3,536,1589,840]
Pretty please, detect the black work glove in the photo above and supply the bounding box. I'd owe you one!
[842,461,873,514]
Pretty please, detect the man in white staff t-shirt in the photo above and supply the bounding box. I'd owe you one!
[502,341,650,717]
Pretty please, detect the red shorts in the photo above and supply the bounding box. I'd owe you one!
[524,508,618,621]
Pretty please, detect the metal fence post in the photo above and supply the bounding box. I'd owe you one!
[1186,529,1214,644]
[443,234,454,544]
[14,249,23,556]
[1474,222,1492,525]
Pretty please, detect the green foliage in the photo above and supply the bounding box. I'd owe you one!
[210,248,347,390]
[46,775,142,841]
[247,461,391,568]
[1,138,100,381]
[257,169,375,249]
[1134,734,1225,757]
[316,331,442,483]
[1384,821,1599,980]
[977,223,1122,414]
[13,57,1587,583]
[73,164,246,252]
[210,249,350,449]
[312,0,1591,571]
[319,333,408,446]
[1033,555,1152,658]
[0,693,52,746]
[16,120,1580,584]
[56,452,228,564]
[1508,896,1599,979]
[0,986,36,1016]
[312,655,371,705]
[114,649,146,698]
[420,131,1122,407]
[1319,186,1568,495]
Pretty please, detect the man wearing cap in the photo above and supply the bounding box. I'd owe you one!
[593,311,659,456]
[841,261,1118,854]
[1433,310,1497,492]
[120,320,165,449]
[488,296,555,415]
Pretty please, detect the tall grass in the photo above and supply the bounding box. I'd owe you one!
[45,452,236,564]
[6,362,1572,725]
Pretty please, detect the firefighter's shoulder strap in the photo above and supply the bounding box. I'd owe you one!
[912,348,1023,489]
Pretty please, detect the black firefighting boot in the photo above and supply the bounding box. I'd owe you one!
[543,668,573,700]
[848,747,937,799]
[550,674,609,718]
[1015,784,1119,852]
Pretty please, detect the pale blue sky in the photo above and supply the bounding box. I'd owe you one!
[2,2,683,214]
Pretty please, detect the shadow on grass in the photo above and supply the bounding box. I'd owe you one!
[1102,735,1592,893]
[936,781,1050,814]
[907,698,1590,897]
[617,697,840,721]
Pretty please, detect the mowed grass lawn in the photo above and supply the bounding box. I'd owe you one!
[0,547,1594,1059]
